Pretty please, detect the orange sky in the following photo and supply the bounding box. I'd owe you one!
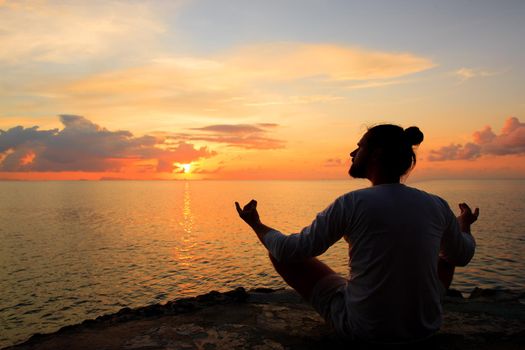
[1,1,524,180]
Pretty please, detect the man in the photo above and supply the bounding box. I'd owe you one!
[235,124,478,343]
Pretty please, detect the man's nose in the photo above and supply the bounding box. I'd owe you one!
[350,149,357,157]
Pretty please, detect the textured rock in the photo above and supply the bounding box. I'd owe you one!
[4,287,525,350]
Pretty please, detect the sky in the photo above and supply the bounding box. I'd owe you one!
[1,0,524,180]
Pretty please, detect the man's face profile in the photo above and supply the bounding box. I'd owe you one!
[349,136,369,179]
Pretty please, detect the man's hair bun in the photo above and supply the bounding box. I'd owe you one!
[404,126,424,146]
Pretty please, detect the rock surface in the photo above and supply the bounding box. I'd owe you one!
[4,287,525,350]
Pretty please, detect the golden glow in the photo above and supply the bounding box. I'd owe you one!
[172,163,192,175]
[0,2,523,181]
[20,151,35,165]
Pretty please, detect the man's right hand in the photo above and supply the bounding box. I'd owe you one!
[457,202,479,233]
[235,199,261,228]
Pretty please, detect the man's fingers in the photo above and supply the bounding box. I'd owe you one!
[244,199,257,211]
[235,202,242,215]
[459,202,472,213]
[459,202,480,221]
[236,199,258,215]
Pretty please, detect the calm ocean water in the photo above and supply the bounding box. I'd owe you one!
[1,179,524,347]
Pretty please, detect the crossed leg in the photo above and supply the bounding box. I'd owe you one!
[268,253,339,300]
[270,253,456,300]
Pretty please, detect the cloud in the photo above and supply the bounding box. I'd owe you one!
[180,123,286,150]
[427,143,482,161]
[243,94,345,106]
[0,115,216,172]
[1,4,436,126]
[192,124,265,134]
[428,117,525,161]
[190,166,224,174]
[454,67,496,82]
[257,123,279,128]
[226,43,434,81]
[44,43,434,117]
[71,43,434,88]
[0,125,57,152]
[0,0,168,64]
[324,158,344,167]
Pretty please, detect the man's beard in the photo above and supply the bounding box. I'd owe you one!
[349,161,366,179]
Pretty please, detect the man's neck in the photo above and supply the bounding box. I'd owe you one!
[369,174,400,186]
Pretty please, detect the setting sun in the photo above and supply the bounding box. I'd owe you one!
[182,163,191,173]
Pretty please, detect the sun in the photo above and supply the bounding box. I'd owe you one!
[173,162,193,175]
[181,163,191,173]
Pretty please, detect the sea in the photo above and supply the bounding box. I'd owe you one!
[1,179,524,348]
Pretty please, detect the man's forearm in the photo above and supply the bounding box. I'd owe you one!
[249,221,274,245]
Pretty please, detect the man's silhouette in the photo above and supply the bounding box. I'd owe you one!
[236,124,478,343]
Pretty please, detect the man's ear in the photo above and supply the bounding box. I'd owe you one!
[366,148,386,176]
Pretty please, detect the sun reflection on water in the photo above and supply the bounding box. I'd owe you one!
[174,182,195,267]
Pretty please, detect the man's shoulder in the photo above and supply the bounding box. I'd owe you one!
[347,184,449,205]
[335,184,449,205]
[403,185,451,209]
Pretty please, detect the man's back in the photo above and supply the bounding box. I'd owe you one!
[343,184,473,341]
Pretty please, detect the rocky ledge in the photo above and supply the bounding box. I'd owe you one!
[5,287,525,350]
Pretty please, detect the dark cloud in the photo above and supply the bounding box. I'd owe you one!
[324,158,344,167]
[257,123,279,128]
[0,126,58,152]
[428,117,525,161]
[172,165,186,174]
[190,166,224,174]
[185,123,285,150]
[0,115,216,172]
[188,135,285,149]
[428,143,482,161]
[191,124,264,134]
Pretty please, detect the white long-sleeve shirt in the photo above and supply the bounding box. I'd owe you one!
[263,183,475,342]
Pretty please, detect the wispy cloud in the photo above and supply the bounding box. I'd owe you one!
[63,43,434,88]
[428,117,525,161]
[0,0,167,64]
[0,115,216,172]
[224,43,435,81]
[454,67,497,82]
[192,124,265,134]
[324,158,345,167]
[39,43,434,118]
[181,123,286,150]
[243,94,344,106]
